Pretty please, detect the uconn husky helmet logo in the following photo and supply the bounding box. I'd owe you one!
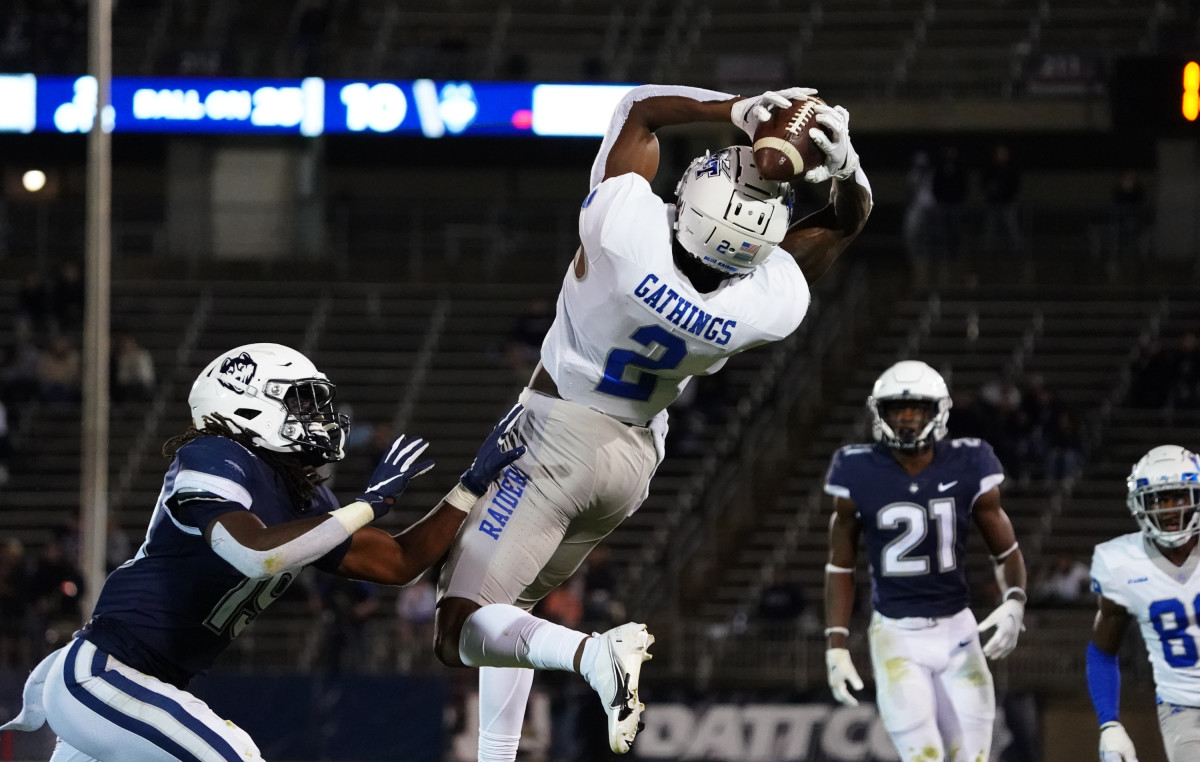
[217,352,257,394]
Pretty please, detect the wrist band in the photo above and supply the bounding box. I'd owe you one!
[824,627,850,637]
[330,502,375,534]
[1003,587,1028,603]
[991,542,1020,563]
[444,483,481,513]
[825,563,854,574]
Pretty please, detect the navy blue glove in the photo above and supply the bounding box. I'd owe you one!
[460,404,527,497]
[357,435,434,518]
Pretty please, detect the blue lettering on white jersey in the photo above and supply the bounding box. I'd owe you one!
[824,439,1005,618]
[632,272,738,346]
[80,436,348,688]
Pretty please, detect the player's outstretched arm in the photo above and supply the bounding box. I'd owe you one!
[974,487,1028,659]
[202,435,435,579]
[336,404,527,586]
[779,105,872,284]
[1089,596,1138,761]
[593,85,815,185]
[824,496,864,705]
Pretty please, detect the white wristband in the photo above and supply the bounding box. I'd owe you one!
[330,502,375,534]
[444,483,481,513]
[825,563,854,574]
[824,626,850,638]
[1003,587,1028,604]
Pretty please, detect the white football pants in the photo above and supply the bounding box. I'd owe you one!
[11,638,263,762]
[868,608,996,762]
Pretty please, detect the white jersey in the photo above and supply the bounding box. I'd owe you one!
[540,172,810,425]
[1091,532,1200,706]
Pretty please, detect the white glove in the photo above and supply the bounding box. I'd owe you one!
[825,648,864,706]
[804,104,860,183]
[1099,721,1139,762]
[730,87,819,141]
[977,598,1025,660]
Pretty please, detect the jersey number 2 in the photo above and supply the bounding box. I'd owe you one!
[878,499,957,576]
[1150,597,1200,668]
[596,325,687,401]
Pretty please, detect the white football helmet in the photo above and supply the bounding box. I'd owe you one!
[1127,444,1200,548]
[674,145,793,276]
[867,360,952,450]
[188,343,348,463]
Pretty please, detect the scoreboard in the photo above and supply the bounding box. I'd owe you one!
[0,75,636,138]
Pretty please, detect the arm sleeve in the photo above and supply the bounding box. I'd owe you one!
[1086,641,1121,725]
[589,84,734,189]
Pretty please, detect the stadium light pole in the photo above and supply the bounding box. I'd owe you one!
[81,0,113,618]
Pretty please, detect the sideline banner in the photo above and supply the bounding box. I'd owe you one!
[631,694,1039,762]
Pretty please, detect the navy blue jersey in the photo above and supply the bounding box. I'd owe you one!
[82,436,351,687]
[824,438,1004,618]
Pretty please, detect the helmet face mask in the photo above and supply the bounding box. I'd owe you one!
[673,146,793,276]
[1127,445,1200,548]
[189,344,349,463]
[868,361,951,451]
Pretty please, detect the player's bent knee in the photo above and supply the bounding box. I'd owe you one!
[434,597,479,668]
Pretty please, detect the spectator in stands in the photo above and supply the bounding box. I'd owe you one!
[0,336,41,404]
[931,144,968,261]
[394,571,437,671]
[28,531,86,655]
[903,150,936,287]
[1127,336,1175,409]
[503,297,554,384]
[976,374,1026,481]
[306,574,380,673]
[756,569,807,640]
[36,335,81,403]
[1172,331,1200,409]
[1112,169,1152,264]
[52,261,85,332]
[980,144,1024,259]
[1032,553,1091,607]
[0,537,30,668]
[111,333,157,403]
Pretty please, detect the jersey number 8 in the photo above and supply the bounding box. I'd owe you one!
[1150,596,1200,668]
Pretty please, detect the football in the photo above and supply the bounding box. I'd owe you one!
[752,96,828,181]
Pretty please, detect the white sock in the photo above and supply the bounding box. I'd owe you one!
[458,603,589,672]
[477,667,534,762]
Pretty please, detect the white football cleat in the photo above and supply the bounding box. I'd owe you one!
[587,622,655,754]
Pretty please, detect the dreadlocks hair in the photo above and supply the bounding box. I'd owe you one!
[162,413,327,506]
